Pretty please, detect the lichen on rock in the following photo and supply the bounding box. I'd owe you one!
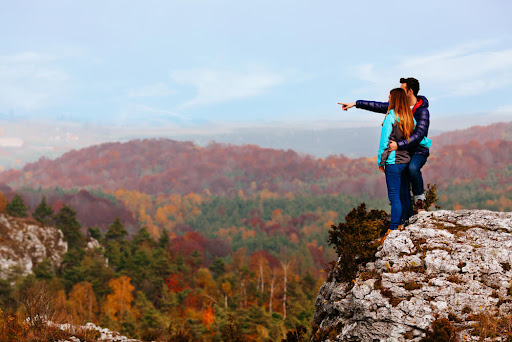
[312,210,512,341]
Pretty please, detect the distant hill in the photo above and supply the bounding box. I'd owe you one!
[432,121,512,147]
[0,121,510,212]
[0,139,385,198]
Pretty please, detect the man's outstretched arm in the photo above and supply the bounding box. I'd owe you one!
[338,100,388,114]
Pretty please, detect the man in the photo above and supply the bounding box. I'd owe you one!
[338,77,430,212]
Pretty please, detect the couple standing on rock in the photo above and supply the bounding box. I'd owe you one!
[339,77,431,237]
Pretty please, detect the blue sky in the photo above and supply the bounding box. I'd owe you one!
[1,0,512,167]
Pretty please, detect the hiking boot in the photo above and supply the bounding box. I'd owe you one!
[416,199,426,213]
[378,229,392,245]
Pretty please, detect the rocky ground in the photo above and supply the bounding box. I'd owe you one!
[312,210,512,342]
[55,322,140,342]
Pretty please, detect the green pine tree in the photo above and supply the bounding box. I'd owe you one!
[33,196,54,226]
[104,217,129,272]
[105,217,128,241]
[54,205,84,250]
[6,194,28,218]
[158,229,170,250]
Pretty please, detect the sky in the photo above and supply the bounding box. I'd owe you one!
[1,0,512,168]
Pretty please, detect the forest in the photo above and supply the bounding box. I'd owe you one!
[0,193,381,341]
[0,122,510,340]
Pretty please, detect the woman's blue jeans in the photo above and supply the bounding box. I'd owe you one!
[385,163,413,230]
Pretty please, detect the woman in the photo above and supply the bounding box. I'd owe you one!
[378,88,431,235]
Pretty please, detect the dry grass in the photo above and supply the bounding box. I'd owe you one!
[467,312,512,340]
[0,281,101,342]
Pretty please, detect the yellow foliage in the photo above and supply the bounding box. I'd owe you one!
[284,192,294,200]
[155,207,168,225]
[196,268,215,289]
[221,282,232,295]
[259,189,278,200]
[184,192,202,205]
[146,223,161,238]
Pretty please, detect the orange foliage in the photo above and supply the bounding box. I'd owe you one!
[453,203,463,210]
[322,210,338,228]
[0,192,7,213]
[104,276,135,321]
[241,228,256,240]
[69,281,98,323]
[202,306,215,329]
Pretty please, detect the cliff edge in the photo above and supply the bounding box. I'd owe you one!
[0,213,67,279]
[312,209,512,341]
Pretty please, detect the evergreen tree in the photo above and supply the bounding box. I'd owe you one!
[158,229,170,249]
[132,227,152,247]
[104,217,129,272]
[209,257,225,279]
[88,226,102,240]
[6,194,28,218]
[33,196,54,226]
[54,205,84,250]
[105,217,128,242]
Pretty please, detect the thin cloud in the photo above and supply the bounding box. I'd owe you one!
[126,82,177,97]
[132,104,186,119]
[170,66,288,108]
[352,39,512,99]
[0,51,69,111]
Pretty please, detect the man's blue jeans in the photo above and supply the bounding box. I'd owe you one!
[385,164,412,230]
[409,154,428,201]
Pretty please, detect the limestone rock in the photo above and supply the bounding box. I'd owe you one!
[312,210,512,342]
[0,213,67,279]
[53,322,140,342]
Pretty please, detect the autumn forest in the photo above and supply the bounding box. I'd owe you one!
[0,121,511,341]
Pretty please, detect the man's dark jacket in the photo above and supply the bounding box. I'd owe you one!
[356,95,430,157]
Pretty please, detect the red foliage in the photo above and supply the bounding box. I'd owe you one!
[0,126,510,200]
[165,273,183,292]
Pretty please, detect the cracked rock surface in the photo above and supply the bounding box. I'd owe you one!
[0,213,67,279]
[312,210,512,342]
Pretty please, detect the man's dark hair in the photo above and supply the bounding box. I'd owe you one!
[400,77,420,97]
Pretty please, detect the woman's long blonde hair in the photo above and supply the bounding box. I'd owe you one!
[387,88,414,141]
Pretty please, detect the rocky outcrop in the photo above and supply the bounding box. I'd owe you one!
[54,322,140,342]
[0,213,67,279]
[312,210,512,341]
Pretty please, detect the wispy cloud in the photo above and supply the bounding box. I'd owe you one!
[352,38,512,98]
[126,82,177,97]
[132,104,186,119]
[171,65,289,108]
[0,51,70,111]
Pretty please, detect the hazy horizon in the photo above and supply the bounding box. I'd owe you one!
[2,0,512,168]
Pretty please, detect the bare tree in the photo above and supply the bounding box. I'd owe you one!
[281,260,292,320]
[269,268,276,314]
